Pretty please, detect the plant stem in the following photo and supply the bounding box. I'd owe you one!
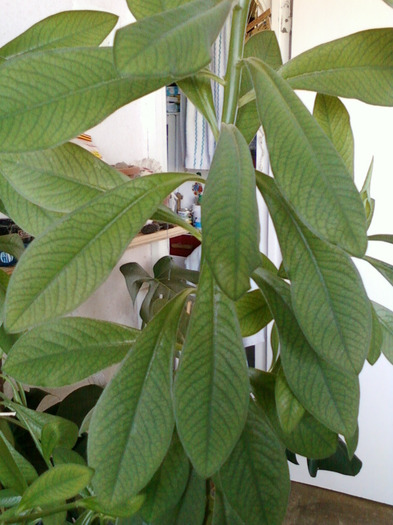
[221,0,251,124]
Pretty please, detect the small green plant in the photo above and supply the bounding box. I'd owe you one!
[0,2,393,524]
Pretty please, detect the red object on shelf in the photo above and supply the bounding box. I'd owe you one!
[170,234,201,257]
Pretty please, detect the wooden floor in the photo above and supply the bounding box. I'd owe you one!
[283,483,393,524]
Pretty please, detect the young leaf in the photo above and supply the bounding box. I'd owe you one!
[0,143,127,213]
[115,0,233,80]
[364,255,393,287]
[235,289,272,337]
[0,11,118,59]
[18,465,93,511]
[174,263,250,477]
[203,124,260,300]
[4,317,139,387]
[256,172,372,374]
[237,31,283,144]
[126,0,194,19]
[5,173,198,332]
[360,158,375,229]
[373,302,393,364]
[88,290,191,507]
[219,400,290,525]
[0,433,27,494]
[313,94,354,177]
[280,28,393,106]
[246,58,367,256]
[0,47,164,153]
[140,433,190,522]
[275,368,305,434]
[253,268,359,437]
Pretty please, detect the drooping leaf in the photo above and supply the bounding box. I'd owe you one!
[88,290,190,507]
[5,172,198,332]
[256,172,371,374]
[0,433,27,494]
[203,124,260,300]
[307,439,362,478]
[0,143,127,213]
[237,31,283,144]
[275,368,305,434]
[153,205,202,240]
[126,0,194,19]
[0,47,164,153]
[0,432,38,485]
[4,317,139,387]
[115,0,233,80]
[313,94,354,177]
[219,400,290,525]
[281,28,393,106]
[0,234,25,260]
[368,305,383,365]
[0,11,118,60]
[18,465,93,511]
[140,433,190,522]
[178,75,218,137]
[121,262,153,303]
[235,289,272,337]
[247,58,367,256]
[153,256,199,286]
[174,263,250,477]
[373,302,393,364]
[364,255,393,287]
[253,268,359,437]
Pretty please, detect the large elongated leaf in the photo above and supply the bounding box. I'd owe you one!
[0,47,163,153]
[253,268,359,437]
[373,302,393,364]
[236,31,283,144]
[256,172,371,374]
[88,290,190,507]
[0,11,118,60]
[4,317,139,387]
[140,433,190,522]
[174,263,250,477]
[219,400,290,525]
[280,29,393,106]
[0,433,26,494]
[115,0,233,80]
[0,143,127,213]
[127,0,194,19]
[313,94,354,177]
[203,124,260,300]
[5,173,198,332]
[246,58,367,256]
[18,465,93,511]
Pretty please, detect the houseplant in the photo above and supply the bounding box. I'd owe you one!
[0,1,393,523]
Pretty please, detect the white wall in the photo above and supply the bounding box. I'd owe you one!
[1,0,167,168]
[287,0,393,504]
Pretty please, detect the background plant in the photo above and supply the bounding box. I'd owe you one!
[0,1,392,524]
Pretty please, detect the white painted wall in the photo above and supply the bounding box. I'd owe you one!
[287,0,393,504]
[1,0,167,168]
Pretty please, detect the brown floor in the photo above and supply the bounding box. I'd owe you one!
[283,482,393,525]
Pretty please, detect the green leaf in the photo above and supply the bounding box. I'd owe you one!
[0,489,21,508]
[140,433,190,522]
[5,172,197,332]
[280,28,393,106]
[382,0,393,6]
[253,268,359,437]
[364,255,393,287]
[368,234,393,243]
[368,305,383,365]
[115,0,233,81]
[126,0,194,19]
[373,302,393,364]
[0,234,25,260]
[237,31,283,144]
[178,75,218,138]
[0,174,63,236]
[41,421,79,462]
[203,124,260,300]
[0,47,163,153]
[219,400,290,525]
[256,172,371,374]
[153,205,202,241]
[275,368,305,434]
[0,433,27,494]
[0,11,118,59]
[313,94,354,177]
[235,289,272,337]
[4,317,139,387]
[360,158,375,229]
[163,470,206,525]
[174,262,250,477]
[0,432,38,485]
[247,58,367,256]
[88,290,190,507]
[52,447,86,467]
[0,143,127,214]
[346,427,359,460]
[307,439,362,478]
[18,464,93,511]
[120,262,153,303]
[81,495,145,518]
[0,270,10,323]
[212,490,245,525]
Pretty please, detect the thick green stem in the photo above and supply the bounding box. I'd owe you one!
[221,0,251,124]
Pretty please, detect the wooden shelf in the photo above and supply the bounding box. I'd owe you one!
[127,226,186,248]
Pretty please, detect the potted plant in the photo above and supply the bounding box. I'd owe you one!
[0,1,392,523]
